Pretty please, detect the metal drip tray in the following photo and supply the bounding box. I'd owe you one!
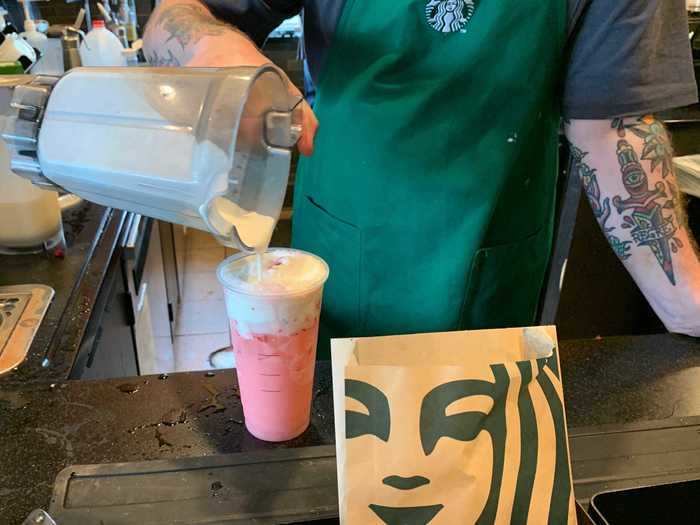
[0,284,54,375]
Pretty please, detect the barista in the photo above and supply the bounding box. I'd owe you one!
[144,1,700,355]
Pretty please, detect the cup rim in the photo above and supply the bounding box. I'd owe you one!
[216,248,329,297]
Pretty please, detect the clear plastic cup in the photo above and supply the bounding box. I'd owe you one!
[217,248,329,442]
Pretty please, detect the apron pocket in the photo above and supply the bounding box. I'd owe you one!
[293,196,362,340]
[461,227,551,330]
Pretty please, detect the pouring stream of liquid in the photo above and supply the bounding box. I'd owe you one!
[255,252,263,281]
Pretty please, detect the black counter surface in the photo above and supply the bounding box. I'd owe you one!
[0,365,335,523]
[1,334,698,523]
[0,203,128,383]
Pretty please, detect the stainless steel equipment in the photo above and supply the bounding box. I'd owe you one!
[22,509,57,525]
[72,213,173,379]
[0,284,54,375]
[60,27,82,70]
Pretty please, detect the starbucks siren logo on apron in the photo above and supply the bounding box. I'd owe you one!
[425,0,475,33]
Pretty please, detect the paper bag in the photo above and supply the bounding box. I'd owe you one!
[331,326,577,525]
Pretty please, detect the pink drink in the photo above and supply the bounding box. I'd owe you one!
[229,319,319,440]
[217,249,329,442]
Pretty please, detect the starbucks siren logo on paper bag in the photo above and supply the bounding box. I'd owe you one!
[334,327,576,525]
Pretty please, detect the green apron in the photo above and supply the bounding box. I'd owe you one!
[293,0,567,357]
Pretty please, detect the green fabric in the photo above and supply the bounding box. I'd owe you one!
[293,0,567,358]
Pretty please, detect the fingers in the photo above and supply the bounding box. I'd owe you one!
[284,80,318,157]
[174,57,319,156]
[297,100,319,157]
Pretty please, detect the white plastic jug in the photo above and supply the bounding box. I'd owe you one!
[2,66,301,252]
[79,20,127,67]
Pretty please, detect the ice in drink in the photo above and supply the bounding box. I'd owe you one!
[217,249,329,441]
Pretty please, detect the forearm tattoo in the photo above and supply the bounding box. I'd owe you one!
[146,49,181,66]
[574,116,683,285]
[612,130,683,286]
[570,145,632,260]
[153,3,229,50]
[612,116,674,177]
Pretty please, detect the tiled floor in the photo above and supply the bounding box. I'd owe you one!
[170,228,236,372]
[162,219,292,373]
[173,332,231,371]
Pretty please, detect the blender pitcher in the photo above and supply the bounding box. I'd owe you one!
[0,66,302,252]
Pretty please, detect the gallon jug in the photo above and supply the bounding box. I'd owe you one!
[79,20,126,67]
[1,66,302,252]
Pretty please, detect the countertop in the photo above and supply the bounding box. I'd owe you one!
[1,334,699,523]
[0,202,128,383]
[0,365,335,523]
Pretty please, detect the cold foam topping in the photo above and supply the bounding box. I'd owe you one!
[209,198,276,253]
[218,249,328,295]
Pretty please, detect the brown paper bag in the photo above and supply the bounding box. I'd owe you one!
[331,326,577,525]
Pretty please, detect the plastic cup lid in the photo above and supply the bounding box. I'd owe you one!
[216,248,329,298]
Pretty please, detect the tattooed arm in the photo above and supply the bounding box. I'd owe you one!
[142,0,317,155]
[565,118,700,337]
[143,0,261,66]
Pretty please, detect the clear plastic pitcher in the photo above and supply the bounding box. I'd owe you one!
[2,66,301,252]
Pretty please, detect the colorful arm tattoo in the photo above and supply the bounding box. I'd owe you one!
[569,144,632,261]
[570,116,686,285]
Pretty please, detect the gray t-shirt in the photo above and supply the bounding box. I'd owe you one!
[565,0,697,118]
[203,0,698,118]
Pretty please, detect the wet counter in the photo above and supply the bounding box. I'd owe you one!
[0,202,129,383]
[1,332,699,522]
